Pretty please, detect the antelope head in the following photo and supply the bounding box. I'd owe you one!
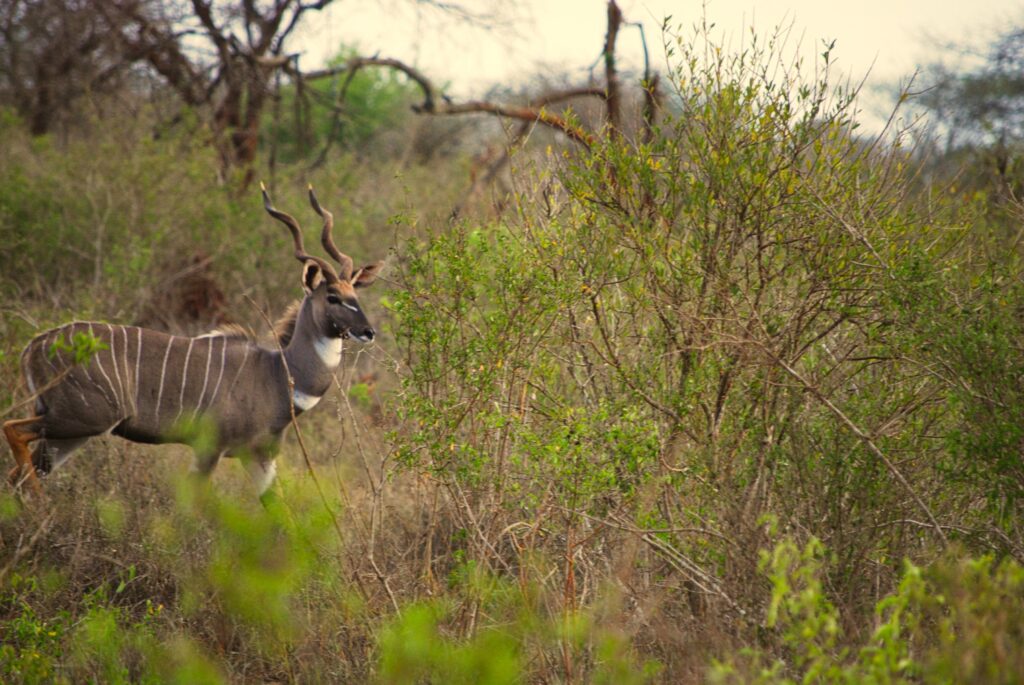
[261,183,383,342]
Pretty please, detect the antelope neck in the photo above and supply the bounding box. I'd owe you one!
[313,336,343,367]
[281,299,342,403]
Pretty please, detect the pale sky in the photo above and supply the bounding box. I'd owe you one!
[297,1,1022,128]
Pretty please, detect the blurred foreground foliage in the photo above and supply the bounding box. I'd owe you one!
[2,17,1024,684]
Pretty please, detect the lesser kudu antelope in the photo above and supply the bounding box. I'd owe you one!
[4,185,382,502]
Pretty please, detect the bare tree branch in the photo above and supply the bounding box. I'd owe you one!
[299,57,597,148]
[94,0,336,180]
[277,0,333,48]
[431,100,594,147]
[302,56,442,112]
[603,0,623,134]
[628,19,660,142]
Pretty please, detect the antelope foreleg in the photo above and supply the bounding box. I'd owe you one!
[4,417,43,494]
[244,457,278,500]
[241,439,281,511]
[189,450,224,479]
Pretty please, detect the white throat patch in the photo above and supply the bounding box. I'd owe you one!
[292,389,322,411]
[314,336,343,368]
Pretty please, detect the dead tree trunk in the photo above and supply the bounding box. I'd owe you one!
[100,0,334,184]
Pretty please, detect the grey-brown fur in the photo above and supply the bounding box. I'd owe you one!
[5,186,383,499]
[23,299,326,477]
[272,301,302,346]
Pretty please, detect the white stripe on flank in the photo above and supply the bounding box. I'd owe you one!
[42,330,60,374]
[41,328,84,403]
[85,324,117,408]
[292,389,322,411]
[135,327,143,414]
[174,338,195,424]
[154,336,174,420]
[44,327,65,370]
[48,329,86,403]
[67,377,89,404]
[195,335,213,416]
[120,326,132,412]
[24,365,35,395]
[107,324,126,407]
[207,335,228,409]
[227,343,251,395]
[314,337,343,368]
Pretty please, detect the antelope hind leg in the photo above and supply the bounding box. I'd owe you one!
[33,437,91,476]
[4,417,43,494]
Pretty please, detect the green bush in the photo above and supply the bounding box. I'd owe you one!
[391,17,971,594]
[375,566,660,684]
[711,536,1024,684]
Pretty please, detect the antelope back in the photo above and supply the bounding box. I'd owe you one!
[22,322,290,445]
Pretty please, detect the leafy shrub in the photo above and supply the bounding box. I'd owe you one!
[711,536,1024,684]
[391,16,976,626]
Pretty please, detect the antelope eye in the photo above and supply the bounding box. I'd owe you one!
[326,294,342,306]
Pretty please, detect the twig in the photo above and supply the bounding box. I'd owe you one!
[759,345,949,546]
[334,372,400,612]
[0,511,55,584]
[245,295,371,602]
[607,512,746,617]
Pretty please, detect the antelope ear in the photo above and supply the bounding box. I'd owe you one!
[352,261,384,289]
[302,262,324,293]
